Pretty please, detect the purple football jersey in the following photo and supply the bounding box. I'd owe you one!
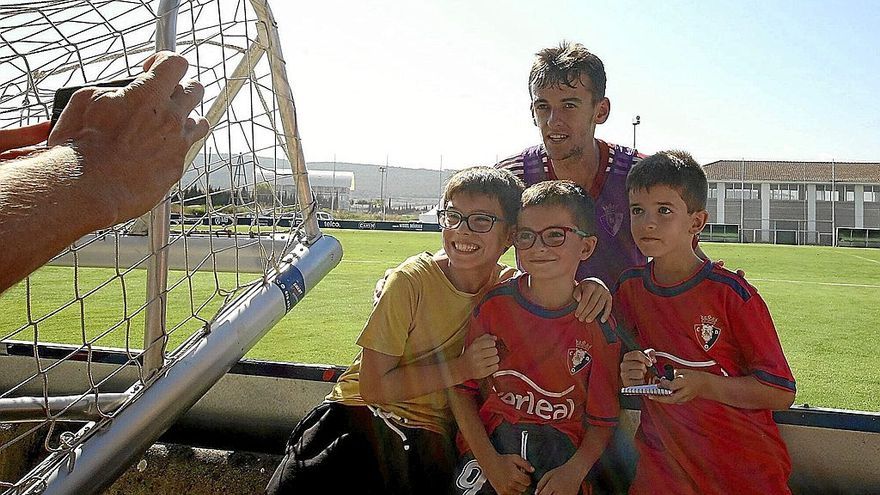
[497,141,645,287]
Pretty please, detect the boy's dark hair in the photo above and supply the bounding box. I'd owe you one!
[521,180,596,235]
[529,41,606,102]
[443,166,525,225]
[626,150,708,213]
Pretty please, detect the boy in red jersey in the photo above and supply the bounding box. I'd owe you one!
[450,180,621,495]
[617,151,796,495]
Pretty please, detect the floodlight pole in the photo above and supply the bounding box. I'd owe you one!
[379,157,388,221]
[632,115,640,150]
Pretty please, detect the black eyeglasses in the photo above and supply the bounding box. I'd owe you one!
[513,226,589,250]
[437,209,502,233]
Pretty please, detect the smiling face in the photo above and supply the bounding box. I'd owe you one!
[629,185,708,260]
[516,204,596,282]
[530,79,609,163]
[441,192,512,274]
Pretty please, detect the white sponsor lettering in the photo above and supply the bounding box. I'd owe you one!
[498,390,575,420]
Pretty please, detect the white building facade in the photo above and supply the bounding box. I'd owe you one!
[275,170,354,211]
[703,160,880,245]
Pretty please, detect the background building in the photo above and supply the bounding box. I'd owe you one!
[703,160,880,246]
[307,170,354,210]
[276,170,354,210]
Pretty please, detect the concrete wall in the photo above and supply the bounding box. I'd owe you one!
[2,351,880,494]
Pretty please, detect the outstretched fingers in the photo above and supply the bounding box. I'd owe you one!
[136,51,190,99]
[184,116,211,144]
[171,77,206,120]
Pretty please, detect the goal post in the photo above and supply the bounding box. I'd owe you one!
[0,1,341,493]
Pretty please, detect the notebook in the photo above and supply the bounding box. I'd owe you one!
[620,384,673,396]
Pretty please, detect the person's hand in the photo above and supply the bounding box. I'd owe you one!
[0,122,51,160]
[372,268,394,306]
[48,51,209,225]
[535,460,584,495]
[484,453,534,495]
[460,334,500,380]
[650,369,711,404]
[573,277,611,323]
[713,259,745,278]
[620,349,655,387]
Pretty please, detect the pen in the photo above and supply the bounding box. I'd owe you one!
[613,323,663,379]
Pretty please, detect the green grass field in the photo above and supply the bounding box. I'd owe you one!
[2,230,879,412]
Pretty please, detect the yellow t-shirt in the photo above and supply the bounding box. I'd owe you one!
[327,252,516,435]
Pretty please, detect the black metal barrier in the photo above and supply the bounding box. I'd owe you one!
[224,217,440,231]
[3,342,879,494]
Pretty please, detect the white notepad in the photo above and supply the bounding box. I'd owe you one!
[620,384,673,396]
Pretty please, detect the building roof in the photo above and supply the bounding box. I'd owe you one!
[703,160,880,184]
[304,170,354,189]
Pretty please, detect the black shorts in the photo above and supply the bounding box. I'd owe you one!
[266,402,456,495]
[451,422,585,495]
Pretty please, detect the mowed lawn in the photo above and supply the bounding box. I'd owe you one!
[2,230,879,412]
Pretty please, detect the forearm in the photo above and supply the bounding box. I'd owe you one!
[448,390,498,462]
[565,425,613,479]
[700,374,795,410]
[360,351,467,403]
[0,147,111,293]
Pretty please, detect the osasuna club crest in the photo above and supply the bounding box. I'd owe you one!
[694,315,721,350]
[598,203,625,236]
[568,340,592,374]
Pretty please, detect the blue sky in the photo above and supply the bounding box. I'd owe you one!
[273,0,879,169]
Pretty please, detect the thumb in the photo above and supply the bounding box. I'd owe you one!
[601,302,612,323]
[513,456,534,473]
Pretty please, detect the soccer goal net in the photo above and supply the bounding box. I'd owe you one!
[0,1,342,493]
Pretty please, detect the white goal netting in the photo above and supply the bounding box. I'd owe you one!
[0,1,341,493]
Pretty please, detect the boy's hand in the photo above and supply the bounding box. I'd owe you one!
[460,334,500,380]
[650,369,711,404]
[573,277,611,323]
[620,349,656,387]
[535,460,583,495]
[372,269,394,306]
[713,259,746,278]
[484,453,534,495]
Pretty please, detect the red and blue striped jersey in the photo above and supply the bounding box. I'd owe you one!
[614,259,795,495]
[455,274,621,453]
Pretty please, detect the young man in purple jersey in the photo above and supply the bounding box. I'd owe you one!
[495,41,646,288]
[497,41,717,288]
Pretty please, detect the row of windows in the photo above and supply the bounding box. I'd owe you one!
[707,184,880,202]
[707,184,761,200]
